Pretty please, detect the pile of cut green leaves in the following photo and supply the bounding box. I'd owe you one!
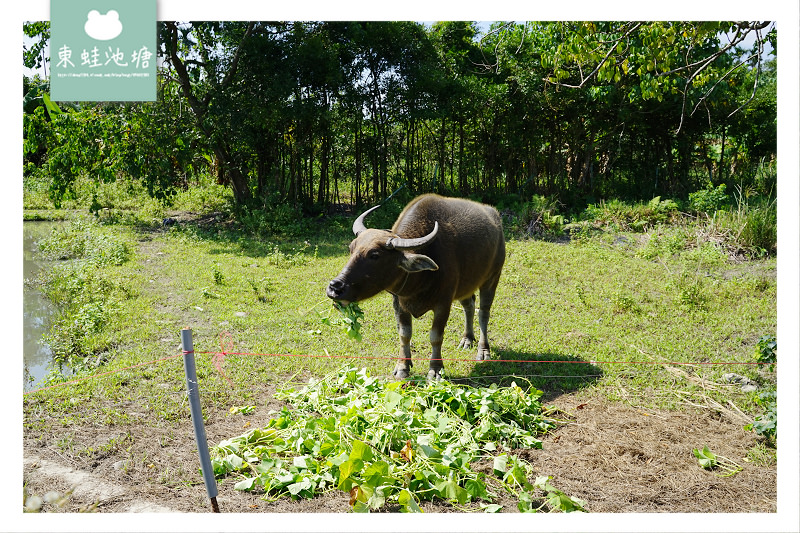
[211,366,585,512]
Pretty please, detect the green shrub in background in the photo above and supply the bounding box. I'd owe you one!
[504,195,565,239]
[582,197,679,232]
[236,201,312,238]
[688,184,730,214]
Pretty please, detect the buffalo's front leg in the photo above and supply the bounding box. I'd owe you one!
[427,304,452,381]
[392,296,413,379]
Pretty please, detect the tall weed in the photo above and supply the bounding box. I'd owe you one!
[171,179,232,213]
[23,175,53,210]
[38,217,130,266]
[35,217,134,368]
[707,189,776,257]
[637,226,689,260]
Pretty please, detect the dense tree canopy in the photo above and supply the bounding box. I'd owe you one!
[24,20,777,211]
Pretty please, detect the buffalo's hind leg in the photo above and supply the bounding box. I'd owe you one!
[457,294,476,350]
[476,274,501,361]
[392,295,413,379]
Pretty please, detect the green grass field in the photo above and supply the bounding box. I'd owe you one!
[25,211,776,421]
[22,206,778,513]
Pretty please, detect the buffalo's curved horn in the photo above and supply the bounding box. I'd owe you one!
[353,205,381,235]
[386,222,439,250]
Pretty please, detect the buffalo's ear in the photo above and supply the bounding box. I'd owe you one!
[399,253,439,273]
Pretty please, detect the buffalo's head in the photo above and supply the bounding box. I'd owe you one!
[326,205,439,305]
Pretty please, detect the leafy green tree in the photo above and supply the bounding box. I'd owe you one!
[36,106,123,208]
[23,22,50,74]
[116,78,206,201]
[726,58,776,190]
[539,21,775,133]
[474,21,776,200]
[426,22,481,194]
[345,22,436,201]
[160,21,257,205]
[22,19,777,215]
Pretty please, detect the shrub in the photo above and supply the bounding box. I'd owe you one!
[582,197,679,232]
[35,217,134,368]
[688,184,730,214]
[237,202,311,238]
[23,174,53,209]
[41,264,122,367]
[510,195,565,239]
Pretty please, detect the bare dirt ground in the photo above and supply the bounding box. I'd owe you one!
[23,385,776,514]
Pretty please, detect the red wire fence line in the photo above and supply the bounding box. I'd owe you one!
[201,351,769,366]
[23,343,772,397]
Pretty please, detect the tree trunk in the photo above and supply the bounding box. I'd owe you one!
[354,124,362,206]
[458,119,466,194]
[162,21,254,205]
[718,126,727,184]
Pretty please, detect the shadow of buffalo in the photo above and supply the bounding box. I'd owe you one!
[450,350,603,403]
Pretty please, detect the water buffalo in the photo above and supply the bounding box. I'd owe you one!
[326,194,505,380]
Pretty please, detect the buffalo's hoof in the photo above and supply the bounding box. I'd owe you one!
[393,366,411,379]
[475,348,491,361]
[458,337,474,350]
[426,369,443,382]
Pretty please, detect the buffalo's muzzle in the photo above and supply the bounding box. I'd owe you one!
[326,278,347,302]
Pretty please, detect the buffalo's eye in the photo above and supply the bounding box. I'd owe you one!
[368,250,381,260]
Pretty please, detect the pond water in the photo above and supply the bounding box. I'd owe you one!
[23,221,61,392]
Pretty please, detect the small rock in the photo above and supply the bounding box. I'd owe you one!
[43,491,64,504]
[235,312,247,318]
[722,373,759,391]
[112,460,128,471]
[24,495,42,512]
